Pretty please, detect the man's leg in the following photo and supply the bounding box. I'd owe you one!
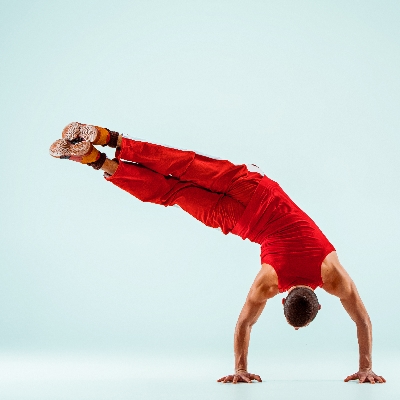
[102,158,119,176]
[49,125,262,230]
[105,160,247,234]
[54,122,262,203]
[117,137,262,199]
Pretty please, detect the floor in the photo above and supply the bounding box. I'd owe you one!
[0,353,395,400]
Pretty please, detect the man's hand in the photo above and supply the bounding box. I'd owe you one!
[217,371,262,384]
[344,369,386,384]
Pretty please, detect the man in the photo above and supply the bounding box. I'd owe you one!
[49,122,385,384]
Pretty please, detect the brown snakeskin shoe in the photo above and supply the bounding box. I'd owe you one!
[49,138,100,164]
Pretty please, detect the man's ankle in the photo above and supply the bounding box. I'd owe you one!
[101,158,119,176]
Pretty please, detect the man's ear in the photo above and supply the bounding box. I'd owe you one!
[318,304,321,310]
[282,298,286,305]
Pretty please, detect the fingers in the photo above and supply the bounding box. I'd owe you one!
[223,375,233,383]
[218,373,262,384]
[373,374,386,383]
[359,372,386,384]
[344,373,358,382]
[217,375,233,383]
[371,373,386,383]
[250,374,262,382]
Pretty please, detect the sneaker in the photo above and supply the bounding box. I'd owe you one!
[49,138,99,163]
[62,122,111,146]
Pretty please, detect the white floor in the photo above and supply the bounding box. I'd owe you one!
[0,353,395,400]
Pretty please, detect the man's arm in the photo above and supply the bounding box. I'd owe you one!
[218,264,279,384]
[234,292,267,376]
[321,254,386,384]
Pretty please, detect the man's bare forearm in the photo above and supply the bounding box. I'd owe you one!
[336,274,374,373]
[231,270,270,376]
[234,321,251,372]
[356,318,372,370]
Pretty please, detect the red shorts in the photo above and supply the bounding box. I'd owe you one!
[106,138,263,234]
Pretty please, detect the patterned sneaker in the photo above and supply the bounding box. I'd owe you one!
[62,122,119,147]
[49,138,100,164]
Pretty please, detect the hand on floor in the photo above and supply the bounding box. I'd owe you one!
[217,371,262,384]
[344,369,386,384]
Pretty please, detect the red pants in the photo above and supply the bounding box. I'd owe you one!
[106,138,263,234]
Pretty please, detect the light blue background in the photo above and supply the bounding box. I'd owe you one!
[0,1,399,398]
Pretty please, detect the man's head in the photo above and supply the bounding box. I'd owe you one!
[282,286,321,329]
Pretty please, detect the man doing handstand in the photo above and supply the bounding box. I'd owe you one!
[49,122,385,384]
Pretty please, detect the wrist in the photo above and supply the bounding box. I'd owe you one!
[359,355,372,371]
[235,368,247,374]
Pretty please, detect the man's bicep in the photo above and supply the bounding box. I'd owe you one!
[237,297,267,327]
[237,265,277,326]
[322,263,370,323]
[340,283,370,325]
[322,258,351,295]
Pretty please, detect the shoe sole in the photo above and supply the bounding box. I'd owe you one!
[49,139,92,159]
[62,122,98,142]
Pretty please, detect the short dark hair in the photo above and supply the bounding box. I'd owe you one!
[283,287,320,328]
